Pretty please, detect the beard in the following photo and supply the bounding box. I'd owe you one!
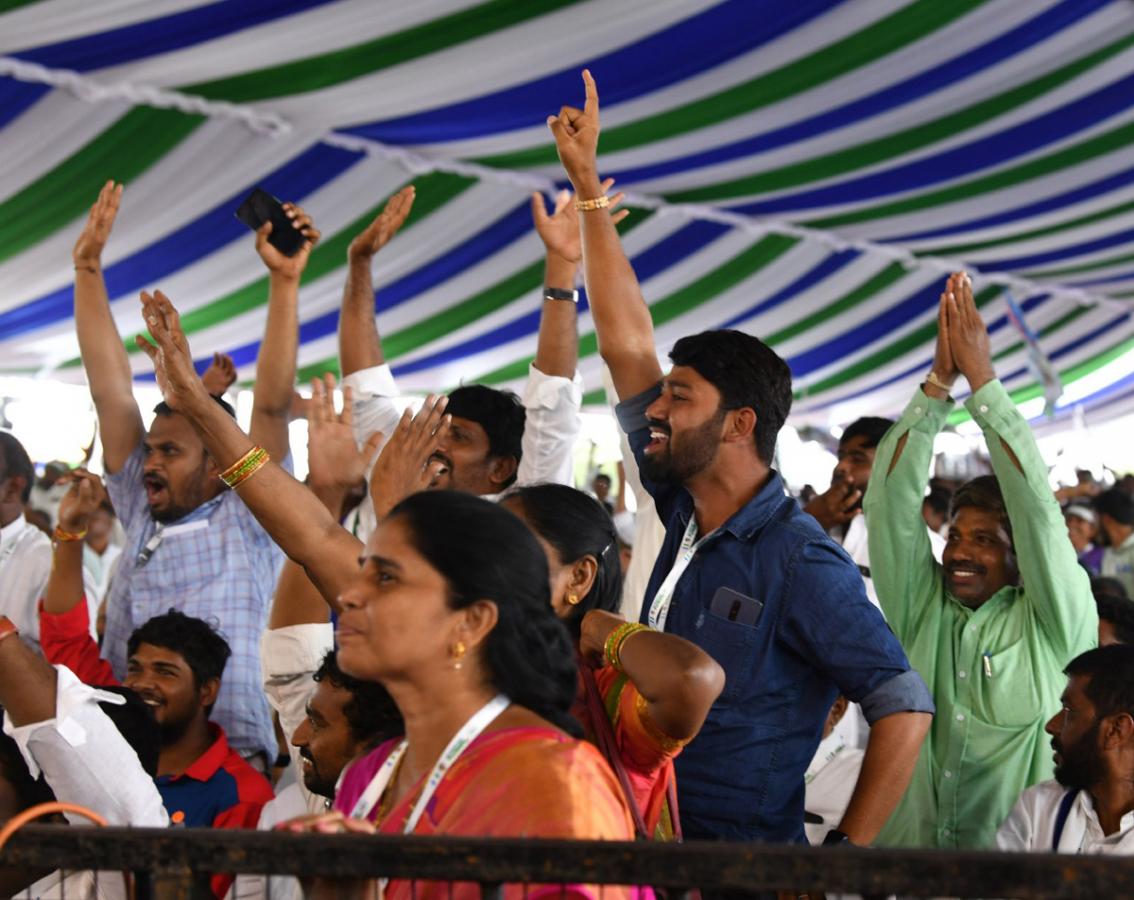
[1054,721,1105,790]
[640,409,725,485]
[299,750,337,799]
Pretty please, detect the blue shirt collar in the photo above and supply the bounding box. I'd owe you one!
[675,469,790,541]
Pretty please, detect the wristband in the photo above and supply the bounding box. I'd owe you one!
[925,371,953,393]
[219,446,270,489]
[53,525,88,542]
[543,287,578,304]
[0,616,19,645]
[575,195,610,212]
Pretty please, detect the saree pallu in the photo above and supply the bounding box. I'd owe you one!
[335,726,650,900]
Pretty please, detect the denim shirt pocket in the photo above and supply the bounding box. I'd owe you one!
[694,607,760,705]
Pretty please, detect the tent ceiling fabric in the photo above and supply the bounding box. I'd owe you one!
[2,0,1134,430]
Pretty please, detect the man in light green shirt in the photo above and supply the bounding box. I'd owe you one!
[865,273,1096,849]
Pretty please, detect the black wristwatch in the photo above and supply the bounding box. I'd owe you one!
[823,829,851,846]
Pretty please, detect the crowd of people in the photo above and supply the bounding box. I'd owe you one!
[2,70,1134,899]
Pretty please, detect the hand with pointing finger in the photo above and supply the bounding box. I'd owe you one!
[547,69,604,197]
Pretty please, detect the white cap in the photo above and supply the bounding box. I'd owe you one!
[1065,504,1097,525]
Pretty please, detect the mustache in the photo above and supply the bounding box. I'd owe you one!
[428,452,452,471]
[143,473,168,489]
[646,419,671,437]
[298,747,314,763]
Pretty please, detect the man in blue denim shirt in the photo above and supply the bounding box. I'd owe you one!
[548,70,934,844]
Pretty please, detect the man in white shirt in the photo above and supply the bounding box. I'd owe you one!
[337,185,604,535]
[997,644,1134,854]
[0,432,52,647]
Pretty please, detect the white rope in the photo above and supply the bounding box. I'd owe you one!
[3,55,1128,313]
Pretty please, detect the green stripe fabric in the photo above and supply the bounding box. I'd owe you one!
[0,108,204,264]
[991,306,1091,363]
[805,116,1134,231]
[478,0,986,170]
[664,28,1134,205]
[1024,249,1134,280]
[186,0,580,103]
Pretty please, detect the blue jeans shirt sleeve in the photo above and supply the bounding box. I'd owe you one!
[859,668,935,723]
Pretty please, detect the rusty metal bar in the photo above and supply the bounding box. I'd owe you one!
[2,826,1132,898]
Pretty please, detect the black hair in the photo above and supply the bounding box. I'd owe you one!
[593,473,612,486]
[1093,576,1130,601]
[923,484,953,517]
[1096,592,1134,644]
[949,475,1012,544]
[313,651,404,746]
[1065,644,1134,719]
[0,432,34,504]
[387,490,581,737]
[1096,489,1134,527]
[445,385,525,488]
[841,417,895,451]
[154,395,236,420]
[505,484,622,638]
[668,329,793,465]
[127,610,231,715]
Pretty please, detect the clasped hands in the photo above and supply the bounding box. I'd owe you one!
[927,271,996,400]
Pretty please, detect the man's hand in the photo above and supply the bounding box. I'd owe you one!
[578,609,627,668]
[368,395,451,520]
[349,185,415,263]
[135,290,210,413]
[73,180,123,269]
[201,352,237,396]
[804,476,863,531]
[547,70,603,196]
[531,177,627,265]
[57,469,106,535]
[256,203,321,281]
[947,271,996,392]
[307,374,383,497]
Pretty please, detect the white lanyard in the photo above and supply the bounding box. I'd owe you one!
[135,519,209,566]
[648,517,714,631]
[349,693,510,830]
[804,731,847,786]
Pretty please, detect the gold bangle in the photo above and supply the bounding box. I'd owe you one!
[604,622,650,673]
[53,525,88,543]
[574,195,610,212]
[220,447,269,489]
[925,371,953,393]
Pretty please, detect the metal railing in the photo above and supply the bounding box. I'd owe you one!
[2,825,1132,899]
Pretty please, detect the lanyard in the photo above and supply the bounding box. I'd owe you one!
[349,693,510,829]
[135,519,209,566]
[804,731,847,786]
[648,517,714,631]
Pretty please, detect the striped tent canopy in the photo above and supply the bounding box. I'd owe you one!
[3,0,1134,431]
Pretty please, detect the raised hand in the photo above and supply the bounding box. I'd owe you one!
[256,202,321,280]
[201,352,238,396]
[307,373,383,497]
[368,395,451,520]
[57,469,107,535]
[547,70,603,195]
[349,185,415,263]
[531,177,628,264]
[804,475,863,531]
[946,271,995,392]
[73,180,123,269]
[135,290,210,413]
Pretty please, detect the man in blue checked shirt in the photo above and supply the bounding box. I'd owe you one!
[71,180,319,768]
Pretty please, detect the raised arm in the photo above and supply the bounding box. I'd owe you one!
[948,274,1095,656]
[580,610,724,743]
[136,290,362,603]
[249,203,320,463]
[339,186,415,377]
[863,284,958,640]
[548,71,662,401]
[72,181,143,473]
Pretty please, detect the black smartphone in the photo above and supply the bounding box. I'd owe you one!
[709,586,764,626]
[234,187,306,257]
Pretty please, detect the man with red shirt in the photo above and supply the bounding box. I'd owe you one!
[38,470,273,897]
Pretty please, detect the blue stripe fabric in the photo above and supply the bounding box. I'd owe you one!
[973,225,1134,270]
[730,71,1134,216]
[604,0,1108,188]
[337,0,842,143]
[1065,268,1134,288]
[723,249,860,330]
[10,0,341,72]
[879,164,1134,244]
[0,77,50,130]
[0,141,363,340]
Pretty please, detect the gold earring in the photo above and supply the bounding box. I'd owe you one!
[450,640,467,670]
[566,593,581,606]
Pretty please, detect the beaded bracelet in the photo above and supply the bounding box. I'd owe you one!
[603,622,650,673]
[574,195,610,212]
[220,446,269,489]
